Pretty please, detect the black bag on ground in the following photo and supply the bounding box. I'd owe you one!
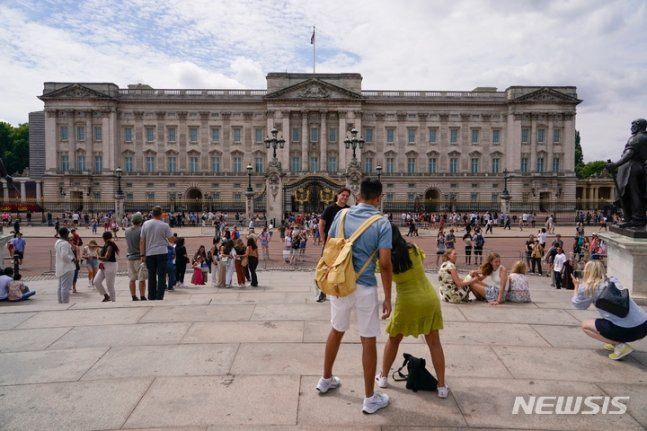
[595,279,630,318]
[392,353,438,392]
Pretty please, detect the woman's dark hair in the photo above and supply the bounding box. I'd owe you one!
[247,237,257,249]
[390,223,413,274]
[223,239,234,255]
[176,237,185,247]
[102,230,119,255]
[194,246,207,260]
[213,236,221,245]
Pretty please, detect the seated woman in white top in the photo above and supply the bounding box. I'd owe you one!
[468,253,508,304]
[571,260,647,360]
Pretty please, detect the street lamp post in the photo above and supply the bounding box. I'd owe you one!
[245,163,254,224]
[114,166,124,222]
[376,164,383,212]
[344,128,365,160]
[264,128,285,160]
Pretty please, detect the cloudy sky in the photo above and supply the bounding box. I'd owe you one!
[1,0,646,162]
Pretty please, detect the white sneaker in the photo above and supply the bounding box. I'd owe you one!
[362,391,389,414]
[316,376,341,394]
[437,385,449,398]
[375,373,388,388]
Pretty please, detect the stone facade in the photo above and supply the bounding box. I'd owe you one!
[35,73,581,215]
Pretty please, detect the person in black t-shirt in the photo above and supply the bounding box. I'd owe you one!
[316,187,351,302]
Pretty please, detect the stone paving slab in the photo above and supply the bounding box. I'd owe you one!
[0,347,107,385]
[17,307,150,328]
[123,375,300,428]
[182,320,304,344]
[460,306,581,325]
[302,320,424,345]
[0,326,70,352]
[597,382,647,425]
[251,303,332,321]
[531,324,647,351]
[0,378,152,431]
[82,343,239,380]
[0,311,35,329]
[49,322,192,349]
[139,304,255,323]
[0,301,72,314]
[494,346,647,383]
[298,375,467,427]
[440,322,551,347]
[450,377,645,430]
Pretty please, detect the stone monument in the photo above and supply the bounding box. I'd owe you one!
[601,118,647,304]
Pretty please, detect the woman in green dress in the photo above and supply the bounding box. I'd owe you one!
[376,225,449,398]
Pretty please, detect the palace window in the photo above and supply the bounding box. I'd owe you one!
[310,127,319,143]
[552,157,560,173]
[327,156,337,174]
[94,154,103,173]
[167,127,177,143]
[386,192,394,202]
[291,157,301,173]
[449,158,458,175]
[471,158,479,174]
[292,127,300,142]
[407,128,417,144]
[553,128,561,144]
[407,158,416,174]
[60,126,69,141]
[211,127,220,142]
[93,126,102,142]
[328,127,337,143]
[189,127,199,143]
[255,127,263,143]
[211,156,221,173]
[450,128,459,144]
[386,128,395,144]
[471,192,478,203]
[364,157,373,174]
[233,127,242,144]
[76,125,85,141]
[145,156,155,173]
[168,157,177,173]
[232,156,242,173]
[491,158,500,174]
[77,155,85,172]
[233,192,242,201]
[428,158,437,174]
[363,127,372,143]
[310,156,320,172]
[521,127,529,144]
[124,156,133,173]
[471,128,479,144]
[60,153,69,171]
[521,157,529,173]
[146,127,155,143]
[123,127,133,143]
[255,157,264,173]
[537,128,545,144]
[492,129,500,145]
[491,192,499,203]
[189,157,199,173]
[536,157,545,173]
[428,128,437,144]
[386,157,395,174]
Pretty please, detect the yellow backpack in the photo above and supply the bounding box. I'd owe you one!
[315,209,383,297]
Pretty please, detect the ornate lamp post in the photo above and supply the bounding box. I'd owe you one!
[344,128,364,160]
[114,166,124,221]
[500,168,512,216]
[245,163,254,223]
[264,128,285,160]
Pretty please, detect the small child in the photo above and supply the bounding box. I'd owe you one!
[506,261,531,303]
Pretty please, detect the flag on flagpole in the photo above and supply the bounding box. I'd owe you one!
[310,27,315,44]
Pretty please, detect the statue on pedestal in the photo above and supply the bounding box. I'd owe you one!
[606,119,647,228]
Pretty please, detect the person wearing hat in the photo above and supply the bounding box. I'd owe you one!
[140,206,173,300]
[81,240,100,289]
[125,212,148,301]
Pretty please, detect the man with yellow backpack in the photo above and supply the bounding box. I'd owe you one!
[315,178,393,414]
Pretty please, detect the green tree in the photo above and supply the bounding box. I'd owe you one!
[574,130,583,167]
[0,122,29,175]
[576,160,607,179]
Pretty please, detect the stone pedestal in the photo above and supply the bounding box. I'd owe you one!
[500,193,511,217]
[599,231,647,305]
[114,194,125,223]
[265,159,285,226]
[345,159,362,205]
[0,233,13,266]
[245,190,255,224]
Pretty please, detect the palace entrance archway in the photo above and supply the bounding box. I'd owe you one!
[283,175,345,214]
[185,188,203,212]
[424,188,441,212]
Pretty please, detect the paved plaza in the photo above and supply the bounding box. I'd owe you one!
[1,264,646,430]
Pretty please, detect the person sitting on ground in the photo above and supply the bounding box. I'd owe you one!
[0,269,36,302]
[376,224,448,398]
[503,261,531,303]
[438,249,481,303]
[571,260,647,360]
[468,253,508,305]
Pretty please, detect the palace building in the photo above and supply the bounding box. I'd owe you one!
[30,73,581,220]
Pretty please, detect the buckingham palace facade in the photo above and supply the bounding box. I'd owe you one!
[31,73,580,218]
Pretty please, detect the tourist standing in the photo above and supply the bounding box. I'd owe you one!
[94,231,119,302]
[125,212,147,301]
[140,206,173,300]
[55,227,76,303]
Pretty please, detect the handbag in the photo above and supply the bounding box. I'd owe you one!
[392,353,438,392]
[595,279,630,317]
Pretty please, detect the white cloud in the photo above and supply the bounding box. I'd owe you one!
[1,0,646,162]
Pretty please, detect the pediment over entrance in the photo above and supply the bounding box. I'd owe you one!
[510,87,581,104]
[264,79,363,101]
[39,83,116,100]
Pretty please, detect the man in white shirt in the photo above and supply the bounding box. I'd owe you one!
[140,206,173,300]
[553,247,567,289]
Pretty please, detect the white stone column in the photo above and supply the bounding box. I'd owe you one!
[301,112,308,172]
[339,112,348,170]
[281,112,290,170]
[2,180,8,200]
[20,181,26,202]
[530,114,537,173]
[320,112,327,173]
[36,181,41,202]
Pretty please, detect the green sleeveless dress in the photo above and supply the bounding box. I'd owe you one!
[386,245,444,336]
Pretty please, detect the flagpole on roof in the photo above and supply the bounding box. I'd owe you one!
[311,26,316,73]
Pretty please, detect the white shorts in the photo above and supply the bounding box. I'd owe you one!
[127,259,148,281]
[330,284,380,338]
